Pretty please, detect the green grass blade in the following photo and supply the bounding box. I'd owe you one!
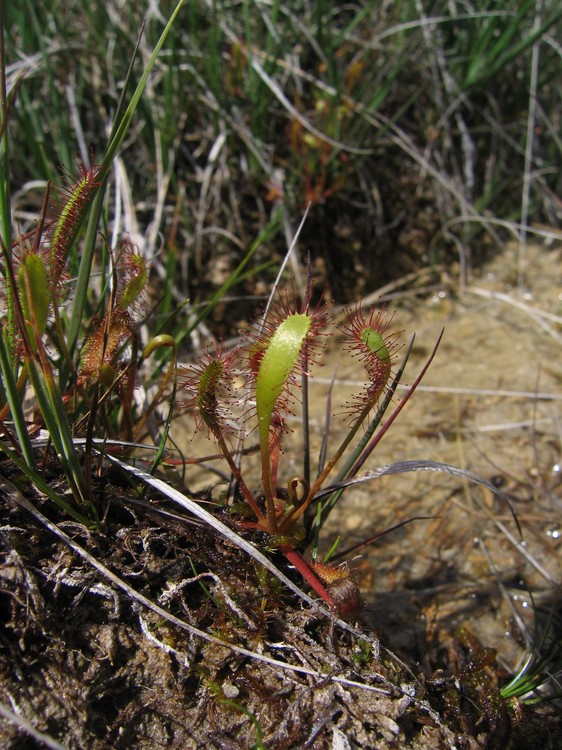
[0,445,92,526]
[0,4,11,251]
[465,3,562,88]
[0,337,36,468]
[25,355,93,512]
[0,5,15,351]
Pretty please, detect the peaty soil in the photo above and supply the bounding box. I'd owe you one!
[0,475,456,749]
[0,464,557,750]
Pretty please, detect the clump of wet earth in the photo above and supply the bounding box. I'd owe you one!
[1,241,560,748]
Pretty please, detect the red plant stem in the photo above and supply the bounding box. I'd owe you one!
[279,544,335,607]
[280,396,373,529]
[212,429,269,528]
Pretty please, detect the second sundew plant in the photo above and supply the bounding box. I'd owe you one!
[0,1,188,523]
[0,166,160,519]
[179,281,442,612]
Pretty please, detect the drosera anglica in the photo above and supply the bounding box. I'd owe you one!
[178,279,418,612]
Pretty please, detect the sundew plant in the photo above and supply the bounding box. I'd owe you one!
[175,252,528,616]
[177,275,449,613]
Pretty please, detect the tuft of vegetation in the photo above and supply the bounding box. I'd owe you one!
[3,0,561,311]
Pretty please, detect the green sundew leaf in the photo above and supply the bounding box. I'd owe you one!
[50,164,100,264]
[119,255,147,310]
[142,334,176,358]
[255,313,311,441]
[197,358,224,430]
[18,253,49,349]
[360,327,390,365]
